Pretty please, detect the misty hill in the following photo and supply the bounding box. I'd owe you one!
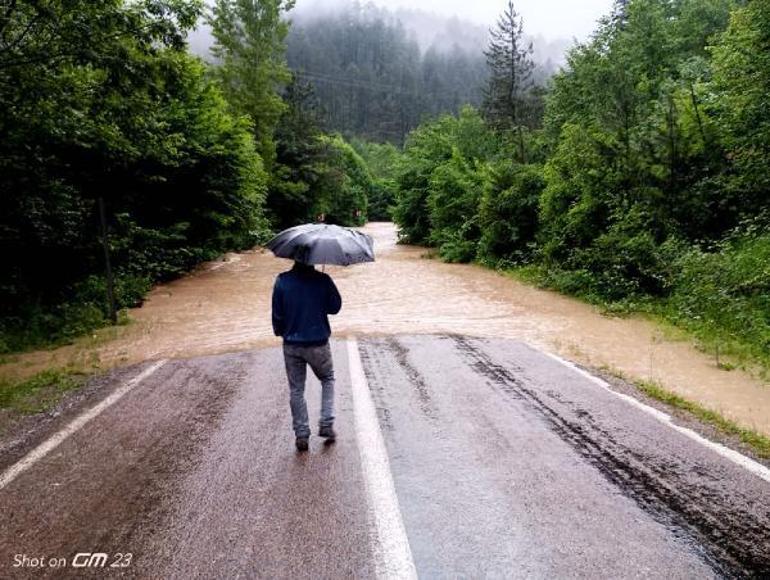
[186,1,570,142]
[286,7,486,142]
[289,1,571,66]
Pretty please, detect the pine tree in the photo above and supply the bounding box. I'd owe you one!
[481,1,534,159]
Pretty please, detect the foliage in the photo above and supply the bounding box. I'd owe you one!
[386,0,770,371]
[268,74,328,229]
[427,148,484,262]
[285,3,489,144]
[312,135,371,227]
[710,0,770,218]
[208,0,295,165]
[268,77,373,229]
[393,106,498,248]
[351,140,402,220]
[478,163,544,266]
[481,0,535,134]
[0,370,85,416]
[0,0,269,352]
[0,0,380,354]
[537,0,739,299]
[663,216,770,369]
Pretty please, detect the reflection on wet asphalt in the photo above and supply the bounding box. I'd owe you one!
[2,336,769,578]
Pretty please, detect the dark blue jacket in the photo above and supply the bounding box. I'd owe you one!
[272,263,342,345]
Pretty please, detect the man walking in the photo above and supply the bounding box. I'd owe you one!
[272,261,342,452]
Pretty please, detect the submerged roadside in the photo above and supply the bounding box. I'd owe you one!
[1,223,768,443]
[507,263,770,382]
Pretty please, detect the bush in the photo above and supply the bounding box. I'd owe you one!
[427,147,484,261]
[664,223,770,363]
[368,179,397,221]
[478,162,545,265]
[312,135,372,226]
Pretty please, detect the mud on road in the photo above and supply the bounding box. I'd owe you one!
[362,336,770,578]
[1,336,769,578]
[450,335,770,576]
[3,222,769,440]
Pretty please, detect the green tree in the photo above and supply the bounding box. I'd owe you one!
[208,0,294,166]
[0,1,268,352]
[393,106,497,254]
[268,74,327,228]
[478,162,544,265]
[351,140,402,221]
[285,4,487,144]
[481,0,534,160]
[710,0,770,218]
[427,147,485,262]
[313,135,371,226]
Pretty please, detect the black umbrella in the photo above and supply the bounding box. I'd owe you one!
[266,224,375,266]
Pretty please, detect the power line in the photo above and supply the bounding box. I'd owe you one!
[293,69,426,99]
[293,69,481,103]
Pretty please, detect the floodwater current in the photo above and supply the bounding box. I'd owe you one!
[3,222,769,435]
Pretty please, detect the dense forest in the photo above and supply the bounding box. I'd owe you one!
[286,4,486,143]
[285,3,561,143]
[1,0,768,371]
[188,2,562,143]
[390,0,769,369]
[0,0,372,352]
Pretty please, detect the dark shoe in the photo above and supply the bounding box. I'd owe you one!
[318,425,336,442]
[295,437,309,452]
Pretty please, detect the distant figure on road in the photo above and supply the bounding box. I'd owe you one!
[272,261,342,452]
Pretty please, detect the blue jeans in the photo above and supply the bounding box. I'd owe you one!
[283,342,335,438]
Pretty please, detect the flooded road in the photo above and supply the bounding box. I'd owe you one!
[3,222,770,435]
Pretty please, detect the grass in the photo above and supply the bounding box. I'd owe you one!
[503,265,770,380]
[635,379,770,459]
[0,369,86,415]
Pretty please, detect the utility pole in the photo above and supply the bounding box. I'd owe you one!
[98,197,117,324]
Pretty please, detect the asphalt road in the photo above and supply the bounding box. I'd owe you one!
[1,335,769,578]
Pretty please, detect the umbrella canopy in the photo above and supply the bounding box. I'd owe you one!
[266,224,375,266]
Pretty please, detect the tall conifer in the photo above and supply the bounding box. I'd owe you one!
[481,1,534,160]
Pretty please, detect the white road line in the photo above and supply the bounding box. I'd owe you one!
[541,351,770,484]
[347,338,418,580]
[0,360,166,490]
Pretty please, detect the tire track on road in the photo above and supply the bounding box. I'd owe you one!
[450,335,770,577]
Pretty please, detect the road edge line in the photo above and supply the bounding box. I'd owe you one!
[541,351,770,484]
[0,359,166,490]
[347,338,418,580]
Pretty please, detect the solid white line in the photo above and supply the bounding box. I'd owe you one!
[541,351,770,484]
[347,338,418,580]
[0,360,166,490]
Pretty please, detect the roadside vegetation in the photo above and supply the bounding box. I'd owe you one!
[634,379,770,459]
[0,1,374,354]
[385,0,770,376]
[1,0,768,384]
[0,370,86,416]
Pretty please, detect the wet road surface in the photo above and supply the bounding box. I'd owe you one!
[6,222,770,438]
[2,336,769,578]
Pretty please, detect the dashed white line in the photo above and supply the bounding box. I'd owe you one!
[347,338,418,580]
[0,360,166,490]
[542,351,770,484]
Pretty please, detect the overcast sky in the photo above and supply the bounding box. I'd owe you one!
[292,0,616,41]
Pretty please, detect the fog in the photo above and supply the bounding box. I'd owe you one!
[291,0,615,43]
[189,0,616,66]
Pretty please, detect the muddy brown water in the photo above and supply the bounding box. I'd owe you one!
[3,222,769,435]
